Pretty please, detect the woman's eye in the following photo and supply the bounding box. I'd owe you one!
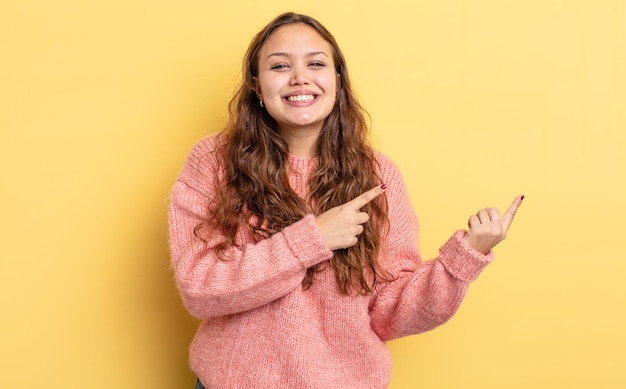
[271,64,289,70]
[310,62,326,68]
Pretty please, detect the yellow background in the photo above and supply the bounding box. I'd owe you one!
[1,0,624,388]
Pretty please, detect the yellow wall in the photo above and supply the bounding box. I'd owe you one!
[1,1,624,388]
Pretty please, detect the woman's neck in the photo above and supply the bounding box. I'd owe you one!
[278,127,320,157]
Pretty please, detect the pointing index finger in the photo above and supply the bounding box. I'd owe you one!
[502,194,524,230]
[345,184,387,211]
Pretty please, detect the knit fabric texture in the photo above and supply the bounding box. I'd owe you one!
[169,135,494,388]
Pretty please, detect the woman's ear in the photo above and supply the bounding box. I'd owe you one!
[252,77,262,100]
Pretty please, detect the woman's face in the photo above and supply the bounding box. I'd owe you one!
[255,23,338,140]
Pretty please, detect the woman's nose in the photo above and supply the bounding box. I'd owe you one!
[289,65,309,85]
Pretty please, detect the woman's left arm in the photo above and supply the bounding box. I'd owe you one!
[368,157,522,341]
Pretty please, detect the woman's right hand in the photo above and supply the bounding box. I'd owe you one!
[315,185,386,250]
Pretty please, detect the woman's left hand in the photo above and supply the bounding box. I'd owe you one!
[464,195,524,254]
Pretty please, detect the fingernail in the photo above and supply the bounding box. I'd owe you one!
[520,195,525,201]
[380,184,387,190]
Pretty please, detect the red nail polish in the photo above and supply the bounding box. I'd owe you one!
[380,184,387,190]
[520,195,525,201]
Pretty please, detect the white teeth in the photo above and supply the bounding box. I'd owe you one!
[287,94,315,102]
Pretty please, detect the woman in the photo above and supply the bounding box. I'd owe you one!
[169,12,523,388]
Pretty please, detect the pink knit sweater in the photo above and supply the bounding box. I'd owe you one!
[169,135,493,388]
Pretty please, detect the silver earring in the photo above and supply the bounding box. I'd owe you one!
[259,100,264,108]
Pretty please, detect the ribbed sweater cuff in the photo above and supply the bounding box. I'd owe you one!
[439,230,494,282]
[282,214,333,269]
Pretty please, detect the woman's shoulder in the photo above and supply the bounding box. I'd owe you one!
[176,133,225,192]
[373,149,395,166]
[373,149,403,183]
[183,133,228,170]
[187,133,224,159]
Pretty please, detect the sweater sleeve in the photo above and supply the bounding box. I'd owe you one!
[168,137,333,319]
[369,155,494,341]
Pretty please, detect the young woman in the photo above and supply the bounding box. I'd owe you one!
[169,12,523,388]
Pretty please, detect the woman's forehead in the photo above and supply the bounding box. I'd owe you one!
[260,23,333,59]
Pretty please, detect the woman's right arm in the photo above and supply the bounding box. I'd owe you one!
[168,141,333,319]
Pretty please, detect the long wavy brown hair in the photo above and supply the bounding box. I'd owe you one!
[201,12,390,295]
